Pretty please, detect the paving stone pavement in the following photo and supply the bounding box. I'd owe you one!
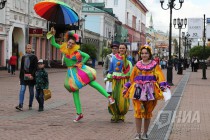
[169,68,210,140]
[0,66,209,140]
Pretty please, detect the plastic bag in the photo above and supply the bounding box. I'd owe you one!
[163,88,171,102]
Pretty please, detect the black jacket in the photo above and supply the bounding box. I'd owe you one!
[35,69,49,90]
[19,54,38,85]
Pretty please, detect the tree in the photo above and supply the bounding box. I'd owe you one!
[189,46,210,59]
[100,47,111,61]
[80,43,97,59]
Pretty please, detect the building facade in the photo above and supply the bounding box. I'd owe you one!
[88,0,148,52]
[0,0,82,69]
[82,3,118,62]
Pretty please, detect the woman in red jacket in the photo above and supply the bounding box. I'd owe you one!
[9,53,17,75]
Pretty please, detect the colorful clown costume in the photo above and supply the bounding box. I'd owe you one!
[107,53,133,122]
[124,60,169,119]
[50,35,114,121]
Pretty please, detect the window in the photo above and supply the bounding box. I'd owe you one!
[132,16,136,29]
[114,0,118,6]
[15,0,20,9]
[32,37,37,54]
[141,23,145,33]
[126,12,129,25]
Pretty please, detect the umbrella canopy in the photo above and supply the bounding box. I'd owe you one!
[34,0,79,25]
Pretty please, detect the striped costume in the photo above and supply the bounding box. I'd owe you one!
[107,53,133,122]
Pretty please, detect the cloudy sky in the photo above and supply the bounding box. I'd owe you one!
[142,0,210,35]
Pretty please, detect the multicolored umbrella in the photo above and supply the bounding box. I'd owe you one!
[34,0,79,25]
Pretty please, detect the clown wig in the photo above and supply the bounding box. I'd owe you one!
[65,31,79,42]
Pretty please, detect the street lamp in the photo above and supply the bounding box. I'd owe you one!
[160,0,184,85]
[202,14,207,79]
[182,32,190,59]
[0,0,7,9]
[173,18,187,74]
[182,32,191,69]
[173,18,187,59]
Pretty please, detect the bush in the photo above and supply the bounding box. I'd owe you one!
[190,46,210,60]
[80,43,97,59]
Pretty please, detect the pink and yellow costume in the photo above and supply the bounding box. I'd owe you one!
[124,60,169,119]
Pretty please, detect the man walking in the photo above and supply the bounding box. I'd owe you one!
[15,44,38,111]
[103,41,120,94]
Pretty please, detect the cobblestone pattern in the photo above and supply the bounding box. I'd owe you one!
[0,66,184,140]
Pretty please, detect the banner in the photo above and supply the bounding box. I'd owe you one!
[206,25,210,40]
[187,18,203,39]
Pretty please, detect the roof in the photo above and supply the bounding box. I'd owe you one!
[86,3,115,17]
[87,3,105,8]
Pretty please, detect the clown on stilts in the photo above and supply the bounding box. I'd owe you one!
[47,27,115,122]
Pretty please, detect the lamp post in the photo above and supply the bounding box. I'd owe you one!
[202,14,207,79]
[0,0,7,9]
[173,18,187,74]
[160,0,184,85]
[182,32,190,59]
[182,32,190,69]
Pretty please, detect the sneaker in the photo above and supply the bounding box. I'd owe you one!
[141,133,148,140]
[108,96,115,104]
[15,105,23,111]
[134,133,141,140]
[73,114,83,122]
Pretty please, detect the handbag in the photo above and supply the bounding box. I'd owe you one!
[162,88,171,102]
[43,89,51,101]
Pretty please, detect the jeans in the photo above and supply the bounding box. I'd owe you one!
[35,89,44,108]
[19,85,34,107]
[11,65,16,74]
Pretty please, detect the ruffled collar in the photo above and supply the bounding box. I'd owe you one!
[115,53,125,60]
[136,60,157,71]
[60,42,80,55]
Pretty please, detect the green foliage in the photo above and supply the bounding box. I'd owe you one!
[101,47,111,60]
[80,43,97,59]
[189,46,210,59]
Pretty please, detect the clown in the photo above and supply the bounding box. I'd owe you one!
[48,27,115,122]
[123,43,169,139]
[107,43,133,122]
